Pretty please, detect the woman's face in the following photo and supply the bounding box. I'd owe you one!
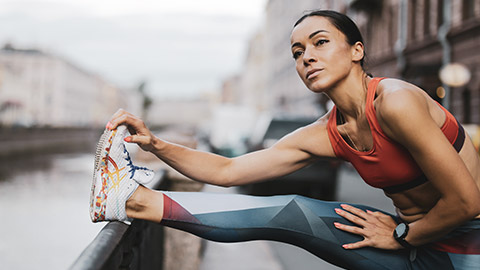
[291,16,358,93]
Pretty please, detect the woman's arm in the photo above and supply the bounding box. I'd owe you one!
[107,109,335,187]
[377,88,480,246]
[333,87,480,250]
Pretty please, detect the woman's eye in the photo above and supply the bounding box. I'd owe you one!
[316,39,329,46]
[293,50,303,59]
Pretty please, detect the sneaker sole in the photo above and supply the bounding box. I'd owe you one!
[90,128,115,222]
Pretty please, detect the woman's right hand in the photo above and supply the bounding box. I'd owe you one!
[107,109,157,152]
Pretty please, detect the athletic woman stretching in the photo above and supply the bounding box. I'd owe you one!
[90,10,480,269]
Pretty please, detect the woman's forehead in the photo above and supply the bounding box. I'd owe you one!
[291,16,339,43]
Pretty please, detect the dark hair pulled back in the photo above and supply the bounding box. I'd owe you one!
[294,10,367,69]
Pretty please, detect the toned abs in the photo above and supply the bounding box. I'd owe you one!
[375,80,480,223]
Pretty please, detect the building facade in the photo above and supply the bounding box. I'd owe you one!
[262,0,348,117]
[228,0,479,126]
[349,0,480,124]
[0,44,142,127]
[223,0,350,118]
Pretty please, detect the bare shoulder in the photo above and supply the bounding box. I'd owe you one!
[375,78,428,112]
[374,78,446,142]
[276,110,336,158]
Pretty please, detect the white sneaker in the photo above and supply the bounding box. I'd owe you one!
[90,125,155,222]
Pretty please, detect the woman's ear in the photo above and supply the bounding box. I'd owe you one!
[351,41,365,62]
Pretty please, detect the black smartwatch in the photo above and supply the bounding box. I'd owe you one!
[393,223,414,249]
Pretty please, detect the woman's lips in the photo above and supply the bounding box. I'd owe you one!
[306,68,323,80]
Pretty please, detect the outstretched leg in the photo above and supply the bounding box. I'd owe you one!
[127,188,412,270]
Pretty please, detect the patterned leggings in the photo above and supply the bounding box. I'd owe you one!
[160,192,480,270]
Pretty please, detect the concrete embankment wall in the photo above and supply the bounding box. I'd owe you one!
[0,127,102,158]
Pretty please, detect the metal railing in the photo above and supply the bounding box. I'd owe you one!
[70,170,168,270]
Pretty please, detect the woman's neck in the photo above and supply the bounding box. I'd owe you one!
[327,72,370,122]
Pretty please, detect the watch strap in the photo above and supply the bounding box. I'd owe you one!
[396,236,415,249]
[394,223,415,249]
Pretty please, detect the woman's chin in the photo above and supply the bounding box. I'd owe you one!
[308,87,326,94]
[307,74,349,93]
[307,81,329,93]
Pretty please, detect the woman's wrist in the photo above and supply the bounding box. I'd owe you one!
[150,136,165,154]
[393,222,415,249]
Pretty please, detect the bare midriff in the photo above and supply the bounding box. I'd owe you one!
[387,140,480,223]
[387,182,440,223]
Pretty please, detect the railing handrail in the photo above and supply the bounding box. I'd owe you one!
[70,221,129,270]
[70,170,166,270]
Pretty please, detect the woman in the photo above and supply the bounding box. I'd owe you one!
[91,10,480,269]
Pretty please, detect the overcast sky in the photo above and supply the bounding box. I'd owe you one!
[0,0,267,98]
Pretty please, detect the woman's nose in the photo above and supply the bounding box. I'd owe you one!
[302,47,316,66]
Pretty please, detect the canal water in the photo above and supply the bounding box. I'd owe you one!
[0,152,105,270]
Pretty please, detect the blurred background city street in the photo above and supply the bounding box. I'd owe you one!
[1,0,480,269]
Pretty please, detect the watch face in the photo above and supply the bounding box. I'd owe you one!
[395,223,407,238]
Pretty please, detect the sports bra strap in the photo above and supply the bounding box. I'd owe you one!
[365,77,387,135]
[366,77,385,104]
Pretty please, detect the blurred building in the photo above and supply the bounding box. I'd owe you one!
[0,44,142,127]
[222,0,348,119]
[236,30,269,112]
[221,75,242,104]
[213,0,348,153]
[262,0,348,117]
[146,95,215,129]
[226,0,480,126]
[349,0,480,124]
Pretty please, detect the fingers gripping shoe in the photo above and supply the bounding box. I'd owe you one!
[90,125,155,222]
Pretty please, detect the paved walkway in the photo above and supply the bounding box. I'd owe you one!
[199,241,283,270]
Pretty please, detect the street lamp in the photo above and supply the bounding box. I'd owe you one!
[439,63,471,87]
[438,63,471,110]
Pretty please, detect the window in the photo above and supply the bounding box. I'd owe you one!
[424,0,431,36]
[389,7,395,48]
[462,88,471,123]
[437,0,444,28]
[462,0,476,21]
[409,0,418,41]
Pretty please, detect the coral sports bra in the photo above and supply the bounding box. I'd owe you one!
[327,77,466,194]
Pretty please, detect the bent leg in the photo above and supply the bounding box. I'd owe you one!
[159,192,411,270]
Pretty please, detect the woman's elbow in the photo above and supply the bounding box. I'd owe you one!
[457,195,480,220]
[217,178,235,188]
[468,197,480,218]
[215,160,238,188]
[219,169,251,187]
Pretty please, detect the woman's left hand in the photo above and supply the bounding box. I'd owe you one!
[334,204,403,250]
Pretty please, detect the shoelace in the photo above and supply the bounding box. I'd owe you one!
[123,146,151,179]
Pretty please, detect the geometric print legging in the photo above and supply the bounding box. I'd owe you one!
[160,192,480,270]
